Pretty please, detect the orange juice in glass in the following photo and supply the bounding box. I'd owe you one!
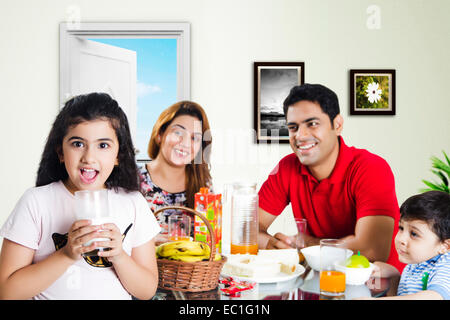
[295,218,307,264]
[320,270,346,293]
[168,214,191,242]
[230,183,259,255]
[230,243,258,255]
[319,239,346,299]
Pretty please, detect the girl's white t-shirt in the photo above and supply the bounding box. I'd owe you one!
[0,181,161,300]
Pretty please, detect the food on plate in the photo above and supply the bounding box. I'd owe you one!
[280,262,297,275]
[257,249,299,264]
[258,249,299,274]
[345,251,370,268]
[155,240,221,262]
[222,249,299,278]
[221,254,280,277]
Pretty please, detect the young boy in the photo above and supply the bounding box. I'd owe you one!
[368,190,449,300]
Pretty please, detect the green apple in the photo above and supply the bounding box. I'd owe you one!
[345,251,370,268]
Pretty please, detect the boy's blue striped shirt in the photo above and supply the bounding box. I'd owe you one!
[397,252,450,299]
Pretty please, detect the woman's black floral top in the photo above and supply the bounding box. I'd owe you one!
[138,164,188,235]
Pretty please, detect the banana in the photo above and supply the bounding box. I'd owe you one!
[167,253,222,262]
[157,240,210,258]
[155,244,163,257]
[168,254,210,262]
[154,240,225,263]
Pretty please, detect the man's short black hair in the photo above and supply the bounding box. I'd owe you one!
[283,83,340,125]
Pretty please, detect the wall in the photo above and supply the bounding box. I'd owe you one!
[1,0,449,249]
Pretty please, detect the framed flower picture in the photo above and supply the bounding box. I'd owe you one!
[350,69,396,115]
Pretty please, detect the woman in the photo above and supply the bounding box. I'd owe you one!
[139,101,212,239]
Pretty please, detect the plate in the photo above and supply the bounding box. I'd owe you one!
[221,264,305,283]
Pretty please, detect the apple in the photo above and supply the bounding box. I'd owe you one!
[345,251,370,268]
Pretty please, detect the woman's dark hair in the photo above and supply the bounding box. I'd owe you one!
[36,92,139,192]
[400,191,450,241]
[283,83,340,126]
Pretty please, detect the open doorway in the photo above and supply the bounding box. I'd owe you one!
[88,38,177,160]
[59,23,190,161]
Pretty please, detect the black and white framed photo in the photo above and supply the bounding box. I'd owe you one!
[254,62,304,143]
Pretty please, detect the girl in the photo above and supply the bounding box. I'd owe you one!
[139,101,212,239]
[0,93,160,300]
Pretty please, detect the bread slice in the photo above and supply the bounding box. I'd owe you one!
[222,249,300,278]
[222,254,281,278]
[280,262,297,275]
[258,249,299,275]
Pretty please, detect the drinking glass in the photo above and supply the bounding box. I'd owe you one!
[74,189,113,257]
[168,214,191,241]
[230,183,259,255]
[319,239,346,299]
[294,218,307,264]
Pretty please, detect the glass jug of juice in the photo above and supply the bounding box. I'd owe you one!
[230,182,259,255]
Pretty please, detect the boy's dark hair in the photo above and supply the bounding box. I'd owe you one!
[283,83,340,126]
[36,92,139,192]
[400,191,450,241]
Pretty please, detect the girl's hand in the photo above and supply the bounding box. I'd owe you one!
[63,220,101,261]
[95,223,127,263]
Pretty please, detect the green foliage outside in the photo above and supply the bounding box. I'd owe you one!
[421,151,450,194]
[355,75,390,109]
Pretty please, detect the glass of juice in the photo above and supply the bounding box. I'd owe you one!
[168,214,191,241]
[294,218,307,264]
[319,239,346,300]
[230,183,259,255]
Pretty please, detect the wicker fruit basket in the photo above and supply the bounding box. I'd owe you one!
[153,206,227,292]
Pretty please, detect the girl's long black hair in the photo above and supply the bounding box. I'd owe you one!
[36,92,139,191]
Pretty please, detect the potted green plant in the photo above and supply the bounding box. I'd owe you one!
[421,151,450,193]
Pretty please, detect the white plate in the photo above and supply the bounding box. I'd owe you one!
[221,264,305,283]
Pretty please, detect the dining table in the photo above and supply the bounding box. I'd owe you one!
[152,262,391,301]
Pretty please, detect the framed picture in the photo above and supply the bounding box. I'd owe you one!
[254,62,304,143]
[350,69,396,115]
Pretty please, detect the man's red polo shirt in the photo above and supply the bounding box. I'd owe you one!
[258,136,405,272]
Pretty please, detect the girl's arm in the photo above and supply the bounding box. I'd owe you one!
[0,220,100,299]
[104,238,158,300]
[0,239,75,299]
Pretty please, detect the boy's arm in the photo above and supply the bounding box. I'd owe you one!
[372,261,401,278]
[359,263,443,300]
[374,290,443,300]
[367,261,401,297]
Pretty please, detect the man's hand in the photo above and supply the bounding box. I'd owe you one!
[259,207,321,250]
[266,232,294,249]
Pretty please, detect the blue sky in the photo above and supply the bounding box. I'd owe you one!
[89,38,177,160]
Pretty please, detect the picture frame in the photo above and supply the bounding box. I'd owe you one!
[350,69,396,115]
[254,62,304,143]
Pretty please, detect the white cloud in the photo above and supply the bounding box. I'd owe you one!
[137,81,161,97]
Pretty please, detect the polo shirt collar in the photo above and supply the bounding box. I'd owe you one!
[299,136,354,184]
[424,253,445,265]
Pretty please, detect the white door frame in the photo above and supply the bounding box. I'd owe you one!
[59,22,191,108]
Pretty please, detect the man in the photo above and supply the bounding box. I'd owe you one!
[258,83,404,271]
